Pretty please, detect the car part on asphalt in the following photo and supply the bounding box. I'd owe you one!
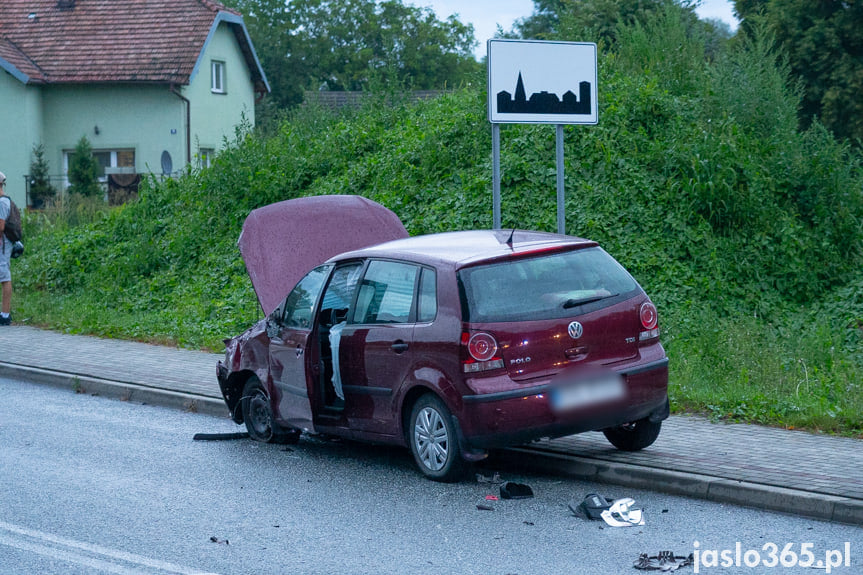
[634,551,694,571]
[500,482,534,499]
[601,498,645,527]
[192,432,250,441]
[476,472,503,484]
[209,536,230,545]
[570,493,613,520]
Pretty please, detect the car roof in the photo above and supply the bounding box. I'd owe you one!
[333,230,598,269]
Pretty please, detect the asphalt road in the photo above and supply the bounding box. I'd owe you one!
[1,377,860,575]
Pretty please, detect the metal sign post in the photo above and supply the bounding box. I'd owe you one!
[488,39,598,235]
[556,124,565,234]
[493,123,501,230]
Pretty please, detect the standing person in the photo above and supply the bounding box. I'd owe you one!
[0,171,12,325]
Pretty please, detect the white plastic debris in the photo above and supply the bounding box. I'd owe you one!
[600,498,645,527]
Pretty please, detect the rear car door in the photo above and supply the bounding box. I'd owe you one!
[338,260,420,435]
[269,264,332,430]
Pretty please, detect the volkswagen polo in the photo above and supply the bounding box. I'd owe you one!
[217,196,668,481]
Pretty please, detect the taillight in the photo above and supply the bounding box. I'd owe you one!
[640,302,658,329]
[468,333,497,361]
[639,302,660,342]
[462,331,504,373]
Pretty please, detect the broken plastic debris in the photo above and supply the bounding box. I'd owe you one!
[600,498,645,527]
[634,551,694,571]
[193,432,250,441]
[476,472,503,484]
[570,493,612,520]
[476,504,494,511]
[209,536,229,545]
[500,482,534,499]
[485,495,499,501]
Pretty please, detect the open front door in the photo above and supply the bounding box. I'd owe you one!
[270,328,315,431]
[267,265,332,431]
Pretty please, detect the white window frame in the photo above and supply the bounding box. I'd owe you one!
[211,60,226,94]
[198,148,216,169]
[62,149,135,188]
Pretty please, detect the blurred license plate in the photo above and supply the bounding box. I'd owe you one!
[550,374,625,411]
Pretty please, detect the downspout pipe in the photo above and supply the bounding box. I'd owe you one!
[169,84,191,165]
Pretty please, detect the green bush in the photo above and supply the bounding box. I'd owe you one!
[67,136,102,198]
[28,144,57,209]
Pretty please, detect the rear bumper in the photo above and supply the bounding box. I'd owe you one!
[457,357,669,449]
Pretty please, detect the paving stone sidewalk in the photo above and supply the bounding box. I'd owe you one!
[1,325,861,524]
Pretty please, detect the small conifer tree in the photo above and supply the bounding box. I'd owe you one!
[28,144,57,208]
[68,136,102,197]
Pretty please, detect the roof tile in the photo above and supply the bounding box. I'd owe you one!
[0,0,241,84]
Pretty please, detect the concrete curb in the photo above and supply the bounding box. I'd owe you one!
[0,361,228,418]
[495,448,863,525]
[5,360,861,526]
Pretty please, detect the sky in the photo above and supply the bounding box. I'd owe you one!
[411,0,739,59]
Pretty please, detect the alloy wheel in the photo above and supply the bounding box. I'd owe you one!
[414,406,449,471]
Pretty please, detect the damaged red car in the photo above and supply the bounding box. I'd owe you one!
[217,196,669,481]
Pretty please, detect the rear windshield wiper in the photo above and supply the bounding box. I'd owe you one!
[562,293,618,309]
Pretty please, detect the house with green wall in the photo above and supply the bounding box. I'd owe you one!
[0,0,269,206]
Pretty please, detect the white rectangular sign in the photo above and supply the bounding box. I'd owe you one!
[488,39,598,125]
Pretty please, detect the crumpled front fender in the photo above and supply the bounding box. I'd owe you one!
[218,319,271,423]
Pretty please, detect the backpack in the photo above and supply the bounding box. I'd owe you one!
[1,196,22,243]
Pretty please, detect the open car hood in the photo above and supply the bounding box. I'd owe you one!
[239,195,408,315]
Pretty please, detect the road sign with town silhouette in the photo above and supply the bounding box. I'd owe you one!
[488,39,598,125]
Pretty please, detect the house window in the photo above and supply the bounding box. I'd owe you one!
[62,148,136,186]
[198,148,215,168]
[211,61,226,94]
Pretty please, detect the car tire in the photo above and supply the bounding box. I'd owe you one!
[603,418,661,451]
[409,394,465,482]
[241,378,301,444]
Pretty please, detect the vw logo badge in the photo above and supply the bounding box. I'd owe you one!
[567,321,583,339]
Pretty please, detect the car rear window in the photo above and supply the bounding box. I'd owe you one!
[458,247,639,323]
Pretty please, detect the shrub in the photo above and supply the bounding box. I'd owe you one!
[28,144,57,209]
[67,136,103,198]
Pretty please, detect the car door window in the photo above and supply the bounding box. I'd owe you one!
[320,262,363,324]
[417,268,437,323]
[282,265,332,329]
[353,261,418,324]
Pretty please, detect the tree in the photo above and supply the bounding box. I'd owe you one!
[514,0,700,44]
[514,0,564,38]
[223,0,479,109]
[28,144,57,209]
[68,136,102,198]
[226,0,306,109]
[733,0,863,143]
